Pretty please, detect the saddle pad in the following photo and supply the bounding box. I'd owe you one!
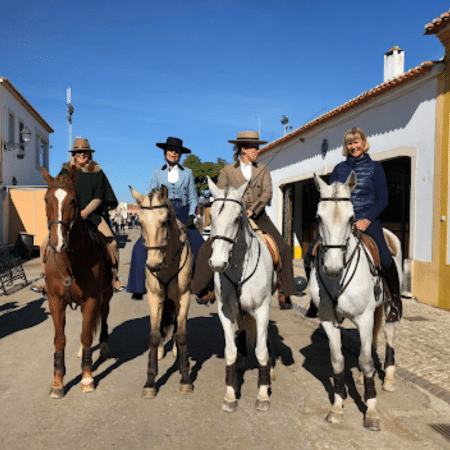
[248,218,280,268]
[383,230,397,256]
[361,234,381,271]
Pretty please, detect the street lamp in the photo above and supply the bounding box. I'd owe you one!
[3,126,31,158]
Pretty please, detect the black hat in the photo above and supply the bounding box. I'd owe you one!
[156,137,191,154]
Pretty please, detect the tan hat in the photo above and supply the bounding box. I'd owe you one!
[70,137,95,153]
[228,131,267,146]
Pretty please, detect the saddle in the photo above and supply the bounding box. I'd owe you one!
[86,227,113,266]
[248,218,281,269]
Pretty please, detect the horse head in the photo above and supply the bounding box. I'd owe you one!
[42,166,80,254]
[129,184,174,271]
[314,171,357,278]
[207,176,248,273]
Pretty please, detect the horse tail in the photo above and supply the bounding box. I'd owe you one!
[244,313,257,351]
[160,298,177,339]
[373,305,384,349]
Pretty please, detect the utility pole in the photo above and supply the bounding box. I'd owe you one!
[281,115,292,135]
[67,86,74,156]
[255,115,261,134]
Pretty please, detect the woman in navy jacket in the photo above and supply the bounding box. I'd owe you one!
[126,137,204,298]
[305,127,402,322]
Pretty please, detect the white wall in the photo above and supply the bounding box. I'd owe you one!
[260,76,438,263]
[2,87,50,187]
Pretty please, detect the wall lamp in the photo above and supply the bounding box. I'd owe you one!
[3,126,31,159]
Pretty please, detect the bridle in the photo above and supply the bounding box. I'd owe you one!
[140,203,171,254]
[210,196,261,298]
[46,185,79,254]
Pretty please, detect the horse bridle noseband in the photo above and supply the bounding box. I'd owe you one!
[211,198,244,247]
[140,203,171,253]
[318,197,352,255]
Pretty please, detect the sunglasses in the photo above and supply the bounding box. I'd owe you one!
[240,144,259,150]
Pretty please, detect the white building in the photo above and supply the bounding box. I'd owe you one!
[0,78,54,246]
[258,13,450,310]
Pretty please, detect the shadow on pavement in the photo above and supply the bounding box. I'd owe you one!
[117,234,132,249]
[0,297,48,340]
[300,327,366,415]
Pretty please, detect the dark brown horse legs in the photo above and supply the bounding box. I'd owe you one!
[142,332,161,399]
[175,331,193,394]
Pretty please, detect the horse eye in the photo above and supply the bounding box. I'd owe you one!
[349,216,354,223]
[316,215,322,223]
[162,219,170,227]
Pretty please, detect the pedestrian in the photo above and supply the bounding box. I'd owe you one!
[304,127,402,322]
[191,131,295,309]
[31,137,125,293]
[126,137,204,299]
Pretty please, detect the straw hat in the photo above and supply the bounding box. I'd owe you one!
[70,137,95,153]
[228,131,267,146]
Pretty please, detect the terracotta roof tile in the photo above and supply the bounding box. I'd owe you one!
[424,10,450,35]
[260,61,437,155]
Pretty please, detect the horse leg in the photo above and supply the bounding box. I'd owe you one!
[254,304,270,412]
[174,292,193,394]
[80,298,99,393]
[219,305,239,413]
[358,313,380,431]
[322,321,346,424]
[49,297,66,399]
[99,288,113,360]
[382,321,397,392]
[142,331,161,398]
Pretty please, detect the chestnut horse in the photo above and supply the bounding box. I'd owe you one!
[129,185,194,398]
[42,166,114,398]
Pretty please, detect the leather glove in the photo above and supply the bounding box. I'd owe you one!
[186,214,196,229]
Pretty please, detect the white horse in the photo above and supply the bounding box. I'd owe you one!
[309,172,402,431]
[207,177,275,413]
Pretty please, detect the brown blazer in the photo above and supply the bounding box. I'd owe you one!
[217,161,272,217]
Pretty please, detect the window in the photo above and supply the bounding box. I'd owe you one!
[19,122,25,151]
[38,140,49,168]
[8,113,14,144]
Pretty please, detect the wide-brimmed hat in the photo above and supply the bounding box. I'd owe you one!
[70,137,95,153]
[228,131,267,146]
[156,137,191,154]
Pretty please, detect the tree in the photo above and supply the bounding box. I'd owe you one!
[183,155,227,197]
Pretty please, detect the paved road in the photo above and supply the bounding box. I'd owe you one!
[1,228,450,449]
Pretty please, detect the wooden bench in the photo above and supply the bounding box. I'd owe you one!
[0,244,28,295]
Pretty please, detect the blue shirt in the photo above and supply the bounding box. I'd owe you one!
[149,164,198,216]
[329,154,388,223]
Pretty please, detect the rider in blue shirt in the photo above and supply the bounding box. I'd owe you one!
[305,127,402,322]
[126,137,204,299]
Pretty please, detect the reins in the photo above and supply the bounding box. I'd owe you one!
[211,197,261,299]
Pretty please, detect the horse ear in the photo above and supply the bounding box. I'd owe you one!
[346,171,357,192]
[313,173,328,193]
[41,167,53,184]
[129,186,145,204]
[160,184,169,199]
[207,176,221,198]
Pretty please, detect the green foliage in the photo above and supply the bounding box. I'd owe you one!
[183,155,227,197]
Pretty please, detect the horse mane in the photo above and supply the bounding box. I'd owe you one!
[148,188,176,218]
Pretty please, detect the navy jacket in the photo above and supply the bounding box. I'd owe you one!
[329,154,388,223]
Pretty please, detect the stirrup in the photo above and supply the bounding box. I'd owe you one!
[113,277,126,293]
[386,304,401,322]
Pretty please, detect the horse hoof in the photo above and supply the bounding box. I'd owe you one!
[255,399,270,411]
[81,380,95,393]
[142,387,157,399]
[382,381,396,392]
[222,400,238,413]
[364,416,381,431]
[326,411,343,424]
[49,387,64,399]
[180,383,193,395]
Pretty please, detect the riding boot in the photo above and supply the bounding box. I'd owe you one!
[277,270,292,310]
[30,273,46,294]
[304,265,319,318]
[106,241,125,293]
[384,261,402,322]
[195,289,215,306]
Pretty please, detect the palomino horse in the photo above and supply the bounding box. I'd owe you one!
[129,185,194,398]
[42,166,114,398]
[310,172,402,431]
[207,177,274,412]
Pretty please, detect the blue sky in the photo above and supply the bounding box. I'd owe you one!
[1,0,448,202]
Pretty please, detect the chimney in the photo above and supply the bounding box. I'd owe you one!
[384,46,405,82]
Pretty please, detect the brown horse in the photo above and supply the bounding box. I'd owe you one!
[42,166,114,399]
[129,185,194,398]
